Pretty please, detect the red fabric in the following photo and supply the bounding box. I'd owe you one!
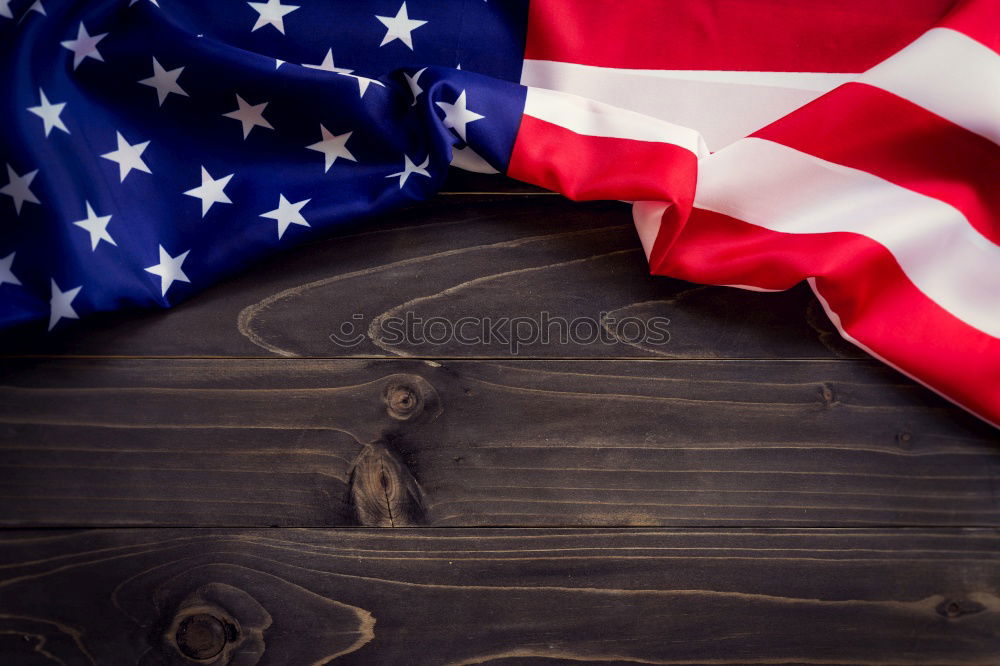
[508,115,697,206]
[525,0,958,71]
[652,208,1000,425]
[940,0,1000,49]
[514,0,1000,425]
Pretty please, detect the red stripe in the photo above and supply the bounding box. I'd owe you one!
[939,0,1000,51]
[647,208,1000,424]
[525,0,958,72]
[508,115,697,205]
[751,82,1000,245]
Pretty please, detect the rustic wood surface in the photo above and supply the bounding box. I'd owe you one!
[0,357,996,528]
[0,195,860,360]
[0,529,997,665]
[0,174,997,662]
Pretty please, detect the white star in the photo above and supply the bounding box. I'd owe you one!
[138,57,188,106]
[49,279,81,331]
[260,194,310,239]
[436,90,484,142]
[303,49,353,74]
[72,201,115,250]
[60,22,107,70]
[1,164,40,215]
[386,154,431,188]
[275,58,285,69]
[346,73,384,98]
[27,89,69,137]
[375,2,427,50]
[0,253,21,288]
[145,245,191,297]
[303,49,384,98]
[222,94,273,139]
[184,166,233,216]
[307,125,356,173]
[11,0,44,25]
[247,0,299,34]
[0,0,13,19]
[404,67,426,106]
[101,131,151,182]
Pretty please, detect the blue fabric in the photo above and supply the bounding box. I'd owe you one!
[0,0,529,331]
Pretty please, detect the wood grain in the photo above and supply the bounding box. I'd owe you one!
[1,357,995,527]
[0,528,996,665]
[1,179,997,663]
[0,196,857,360]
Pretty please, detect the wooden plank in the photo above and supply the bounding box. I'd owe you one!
[0,528,995,664]
[0,196,858,360]
[0,357,995,527]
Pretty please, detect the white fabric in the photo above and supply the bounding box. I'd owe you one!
[860,28,1000,146]
[693,137,1000,337]
[522,60,853,150]
[523,86,709,156]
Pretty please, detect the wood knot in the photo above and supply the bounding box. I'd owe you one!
[936,598,985,618]
[349,439,426,526]
[819,382,837,407]
[170,608,240,662]
[385,384,421,419]
[382,374,440,422]
[161,585,264,665]
[176,613,230,660]
[896,430,913,449]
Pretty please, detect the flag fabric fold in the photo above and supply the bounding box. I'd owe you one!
[635,0,1000,426]
[1,0,997,426]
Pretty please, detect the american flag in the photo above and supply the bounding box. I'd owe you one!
[1,0,997,425]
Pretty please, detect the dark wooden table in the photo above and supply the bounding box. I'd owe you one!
[1,174,997,664]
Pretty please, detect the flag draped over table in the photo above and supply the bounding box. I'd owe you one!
[1,0,997,425]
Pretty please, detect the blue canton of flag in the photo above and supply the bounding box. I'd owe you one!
[0,0,529,332]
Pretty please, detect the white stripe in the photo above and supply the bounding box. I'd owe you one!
[449,145,498,174]
[859,27,1000,146]
[524,61,855,92]
[640,69,855,92]
[694,138,1000,338]
[523,86,709,157]
[522,60,849,150]
[632,201,668,258]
